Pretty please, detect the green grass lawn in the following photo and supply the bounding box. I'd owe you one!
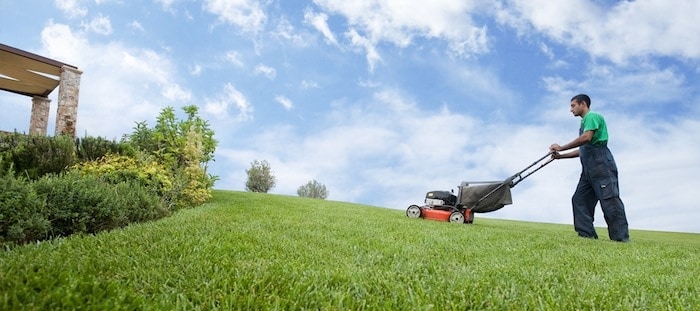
[1,190,698,310]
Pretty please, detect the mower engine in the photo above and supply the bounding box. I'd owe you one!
[425,190,456,207]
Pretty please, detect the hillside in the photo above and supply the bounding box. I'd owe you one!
[1,190,698,310]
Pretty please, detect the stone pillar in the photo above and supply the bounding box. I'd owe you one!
[29,96,51,135]
[55,65,83,137]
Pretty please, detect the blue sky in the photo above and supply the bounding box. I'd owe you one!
[1,0,698,233]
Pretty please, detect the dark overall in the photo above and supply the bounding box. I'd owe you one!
[573,129,630,241]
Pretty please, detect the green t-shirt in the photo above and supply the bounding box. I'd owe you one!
[581,111,608,146]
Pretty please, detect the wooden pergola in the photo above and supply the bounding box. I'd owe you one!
[0,43,82,136]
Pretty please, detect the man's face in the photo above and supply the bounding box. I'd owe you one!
[570,100,585,117]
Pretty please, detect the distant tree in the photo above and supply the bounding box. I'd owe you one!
[297,179,329,199]
[245,160,276,193]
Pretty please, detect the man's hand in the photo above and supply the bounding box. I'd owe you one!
[549,143,563,152]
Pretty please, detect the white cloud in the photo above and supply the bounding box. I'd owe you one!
[205,83,253,121]
[254,64,276,79]
[190,64,203,76]
[541,63,690,115]
[203,0,267,33]
[313,0,490,66]
[346,29,381,72]
[119,50,172,88]
[498,0,700,64]
[82,14,113,35]
[304,9,338,45]
[162,84,192,102]
[275,95,294,110]
[357,79,380,88]
[129,21,145,33]
[155,0,177,12]
[301,79,319,89]
[40,22,88,65]
[271,17,306,46]
[225,51,244,67]
[55,0,88,19]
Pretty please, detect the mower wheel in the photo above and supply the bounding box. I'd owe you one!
[449,211,465,223]
[406,205,422,218]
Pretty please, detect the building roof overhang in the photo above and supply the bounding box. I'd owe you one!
[0,43,78,98]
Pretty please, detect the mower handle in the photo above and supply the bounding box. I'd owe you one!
[509,152,555,187]
[457,152,555,211]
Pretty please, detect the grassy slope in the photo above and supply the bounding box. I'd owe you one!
[1,190,698,310]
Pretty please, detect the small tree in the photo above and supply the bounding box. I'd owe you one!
[245,160,276,193]
[124,105,218,210]
[297,179,328,199]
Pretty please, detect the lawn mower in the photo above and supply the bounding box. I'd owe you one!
[406,152,554,224]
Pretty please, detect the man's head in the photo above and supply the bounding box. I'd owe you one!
[571,94,591,107]
[570,94,590,117]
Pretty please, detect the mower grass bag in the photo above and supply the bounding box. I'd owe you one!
[459,182,513,213]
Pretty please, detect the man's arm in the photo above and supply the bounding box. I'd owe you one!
[552,149,579,159]
[549,131,593,159]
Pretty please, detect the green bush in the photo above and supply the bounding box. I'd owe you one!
[32,171,169,238]
[245,159,276,193]
[0,132,75,180]
[72,153,181,211]
[0,169,50,245]
[124,105,218,209]
[0,132,135,180]
[72,154,172,194]
[297,179,329,199]
[166,130,215,209]
[75,136,134,162]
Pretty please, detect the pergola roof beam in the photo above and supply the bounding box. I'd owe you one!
[0,43,76,97]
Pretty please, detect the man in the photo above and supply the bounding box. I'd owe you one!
[550,94,629,242]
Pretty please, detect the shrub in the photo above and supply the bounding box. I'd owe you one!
[297,180,329,199]
[124,105,218,209]
[72,153,175,210]
[32,171,168,237]
[0,168,50,245]
[0,132,75,180]
[166,129,215,209]
[245,160,276,193]
[75,136,134,162]
[72,154,172,194]
[0,132,133,180]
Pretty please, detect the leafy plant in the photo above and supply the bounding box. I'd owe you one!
[245,160,276,193]
[74,136,133,162]
[31,171,168,238]
[127,106,216,168]
[72,153,174,208]
[0,167,50,245]
[0,132,133,180]
[297,179,329,199]
[124,105,218,209]
[0,132,75,180]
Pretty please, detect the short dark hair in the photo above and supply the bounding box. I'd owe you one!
[571,94,591,107]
